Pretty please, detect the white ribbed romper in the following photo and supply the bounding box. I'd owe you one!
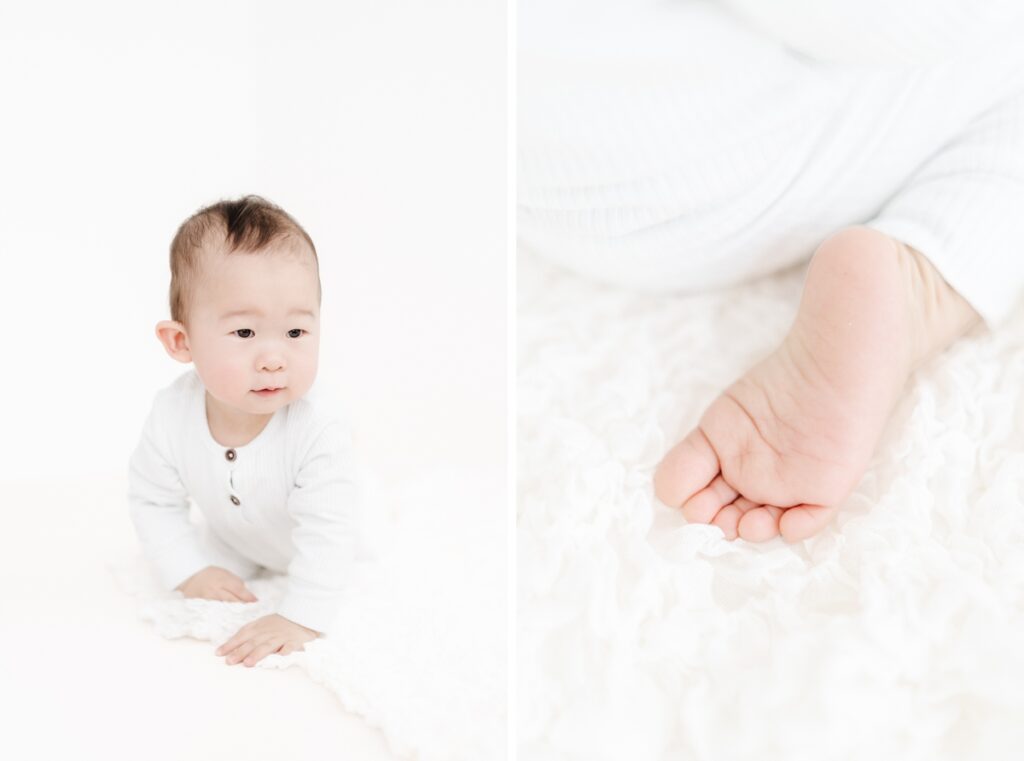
[519,0,1024,327]
[127,369,361,634]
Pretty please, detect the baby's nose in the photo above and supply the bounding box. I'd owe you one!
[258,355,285,372]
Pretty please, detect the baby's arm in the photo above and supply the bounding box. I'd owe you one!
[275,420,362,635]
[213,420,358,668]
[127,395,211,591]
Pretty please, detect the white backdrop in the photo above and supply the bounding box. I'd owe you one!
[0,0,507,483]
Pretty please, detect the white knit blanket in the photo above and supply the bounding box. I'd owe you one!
[110,466,506,761]
[518,250,1024,761]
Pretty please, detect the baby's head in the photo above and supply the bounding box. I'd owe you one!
[156,195,322,416]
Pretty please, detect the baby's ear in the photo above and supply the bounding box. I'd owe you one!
[155,320,192,363]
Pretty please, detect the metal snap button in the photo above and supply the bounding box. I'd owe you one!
[225,449,237,462]
[230,495,241,506]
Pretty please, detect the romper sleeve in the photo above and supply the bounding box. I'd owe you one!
[127,394,211,591]
[276,420,362,634]
[866,83,1024,328]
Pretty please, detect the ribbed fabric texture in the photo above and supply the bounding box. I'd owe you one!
[717,0,1024,67]
[127,369,361,634]
[519,0,1024,327]
[866,84,1024,327]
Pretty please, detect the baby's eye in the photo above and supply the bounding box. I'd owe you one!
[288,329,305,338]
[234,329,254,339]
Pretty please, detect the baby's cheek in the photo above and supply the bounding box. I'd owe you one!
[294,347,319,390]
[203,352,247,396]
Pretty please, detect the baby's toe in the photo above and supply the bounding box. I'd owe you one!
[654,428,721,509]
[711,504,741,540]
[711,497,758,540]
[737,505,783,542]
[681,475,738,524]
[778,504,836,542]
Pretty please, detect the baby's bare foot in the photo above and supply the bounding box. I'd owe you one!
[654,226,981,542]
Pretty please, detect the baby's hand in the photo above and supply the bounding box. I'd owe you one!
[175,566,259,603]
[215,614,319,667]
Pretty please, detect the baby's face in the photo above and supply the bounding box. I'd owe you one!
[185,241,321,416]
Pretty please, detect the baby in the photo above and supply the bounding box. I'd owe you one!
[127,195,360,667]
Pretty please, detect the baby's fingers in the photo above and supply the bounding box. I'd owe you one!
[226,634,276,665]
[194,587,240,602]
[221,636,258,664]
[242,639,283,667]
[214,586,247,603]
[216,625,251,657]
[225,579,259,603]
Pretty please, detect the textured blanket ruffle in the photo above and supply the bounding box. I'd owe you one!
[518,250,1024,761]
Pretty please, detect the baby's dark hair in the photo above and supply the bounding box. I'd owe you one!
[168,195,321,327]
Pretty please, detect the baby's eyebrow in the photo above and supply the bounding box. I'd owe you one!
[219,308,316,320]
